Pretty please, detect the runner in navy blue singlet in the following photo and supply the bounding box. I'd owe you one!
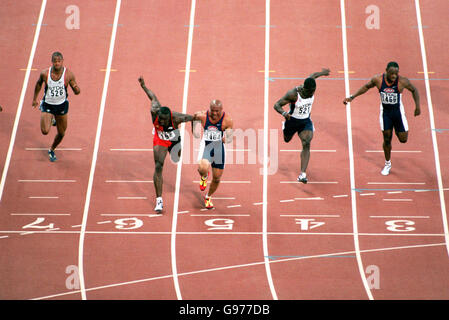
[343,61,421,175]
[193,100,233,209]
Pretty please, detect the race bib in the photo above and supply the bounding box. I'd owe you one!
[204,129,222,141]
[157,130,177,141]
[381,92,398,104]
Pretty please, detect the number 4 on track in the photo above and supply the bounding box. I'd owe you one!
[295,218,325,231]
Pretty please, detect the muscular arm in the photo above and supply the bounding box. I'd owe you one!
[273,89,297,119]
[32,71,46,108]
[402,77,421,116]
[172,111,194,126]
[68,70,80,95]
[222,116,234,144]
[309,68,330,79]
[192,111,205,138]
[343,76,378,104]
[138,76,161,115]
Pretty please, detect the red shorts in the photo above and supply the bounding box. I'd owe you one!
[153,133,172,148]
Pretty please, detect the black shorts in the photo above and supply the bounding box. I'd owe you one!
[199,140,225,170]
[283,117,314,137]
[39,100,69,116]
[380,104,408,133]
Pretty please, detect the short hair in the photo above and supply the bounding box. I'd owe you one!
[304,77,316,90]
[158,106,171,116]
[52,52,63,61]
[386,61,399,70]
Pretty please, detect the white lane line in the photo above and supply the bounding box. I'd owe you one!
[25,148,82,151]
[170,0,197,301]
[0,236,9,239]
[340,0,373,300]
[360,193,375,196]
[19,180,76,183]
[365,150,422,153]
[369,216,429,219]
[193,180,251,184]
[212,197,236,200]
[280,181,338,184]
[97,221,111,225]
[177,211,190,214]
[226,205,241,208]
[333,194,348,198]
[100,214,160,217]
[294,197,324,200]
[383,199,413,202]
[387,191,403,194]
[415,0,449,258]
[78,0,121,301]
[117,196,147,200]
[262,0,277,301]
[253,202,264,206]
[109,148,153,151]
[10,213,70,216]
[106,180,153,183]
[280,149,336,152]
[367,182,425,185]
[0,0,47,202]
[30,242,446,300]
[28,196,59,199]
[279,199,294,203]
[190,214,250,217]
[280,215,340,218]
[71,225,82,228]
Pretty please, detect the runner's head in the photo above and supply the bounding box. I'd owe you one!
[386,61,399,83]
[158,106,171,126]
[303,77,316,98]
[51,52,64,71]
[209,99,223,120]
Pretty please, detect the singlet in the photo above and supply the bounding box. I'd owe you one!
[289,88,315,119]
[43,67,68,105]
[379,73,401,109]
[203,111,225,144]
[153,112,180,142]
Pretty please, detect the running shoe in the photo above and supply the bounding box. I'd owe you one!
[297,173,308,184]
[381,162,391,176]
[154,197,163,212]
[48,149,57,162]
[199,172,209,191]
[204,195,214,209]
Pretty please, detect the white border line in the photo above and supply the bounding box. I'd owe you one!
[414,0,449,258]
[170,0,197,301]
[263,0,278,300]
[0,0,47,202]
[340,0,373,300]
[78,0,121,300]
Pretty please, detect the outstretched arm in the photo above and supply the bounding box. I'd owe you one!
[68,70,80,95]
[309,68,330,79]
[172,111,194,125]
[402,77,420,116]
[138,76,161,114]
[273,89,297,120]
[32,71,46,108]
[343,76,377,105]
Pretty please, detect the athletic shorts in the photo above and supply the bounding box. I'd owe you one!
[198,140,225,170]
[39,100,69,116]
[379,103,408,133]
[153,132,181,162]
[282,117,314,137]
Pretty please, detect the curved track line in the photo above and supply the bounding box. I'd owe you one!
[414,0,449,257]
[32,241,446,300]
[0,0,47,202]
[262,0,278,300]
[339,0,373,300]
[170,0,197,301]
[78,0,122,300]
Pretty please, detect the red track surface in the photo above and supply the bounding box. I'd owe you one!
[1,0,448,300]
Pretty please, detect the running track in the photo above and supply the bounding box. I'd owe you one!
[0,0,448,300]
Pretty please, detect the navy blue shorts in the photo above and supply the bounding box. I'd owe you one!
[40,100,69,116]
[283,117,314,137]
[380,104,408,132]
[199,140,225,170]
